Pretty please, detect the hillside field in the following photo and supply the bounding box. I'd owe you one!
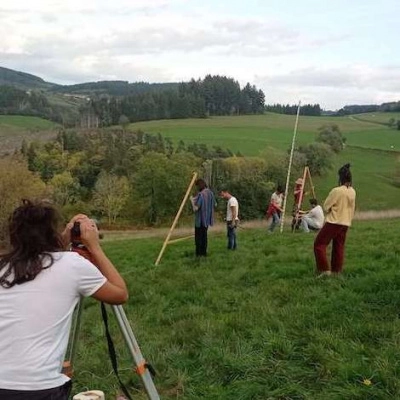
[352,112,400,125]
[130,113,400,211]
[71,219,400,399]
[130,113,400,154]
[0,115,58,154]
[1,112,400,210]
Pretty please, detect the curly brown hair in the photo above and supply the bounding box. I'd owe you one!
[0,199,64,288]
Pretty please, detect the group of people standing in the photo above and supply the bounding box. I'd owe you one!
[191,179,239,257]
[190,163,356,278]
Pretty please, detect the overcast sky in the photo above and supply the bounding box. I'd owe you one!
[0,0,399,109]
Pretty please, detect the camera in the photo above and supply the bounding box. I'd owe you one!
[70,222,84,249]
[70,220,102,249]
[71,222,81,240]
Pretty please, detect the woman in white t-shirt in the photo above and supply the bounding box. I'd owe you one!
[0,200,128,400]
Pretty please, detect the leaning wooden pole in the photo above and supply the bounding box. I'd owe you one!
[280,101,301,233]
[155,172,198,265]
[306,167,316,198]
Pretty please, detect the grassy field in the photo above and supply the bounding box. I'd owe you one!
[352,112,400,125]
[1,112,399,210]
[0,115,58,154]
[130,113,400,154]
[0,115,57,130]
[72,219,400,399]
[130,113,400,211]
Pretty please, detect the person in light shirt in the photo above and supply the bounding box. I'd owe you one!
[314,164,356,277]
[299,198,324,233]
[219,189,239,250]
[266,185,284,233]
[0,200,128,400]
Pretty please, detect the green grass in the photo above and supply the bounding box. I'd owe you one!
[314,147,398,211]
[0,115,59,154]
[352,112,400,125]
[130,113,400,211]
[130,113,400,155]
[0,115,57,130]
[72,220,400,399]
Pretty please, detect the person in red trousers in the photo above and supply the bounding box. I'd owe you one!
[314,163,356,277]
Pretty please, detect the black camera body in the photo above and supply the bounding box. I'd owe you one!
[70,222,81,242]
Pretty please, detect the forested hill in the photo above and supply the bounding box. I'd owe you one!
[1,66,399,126]
[0,67,266,126]
[0,67,57,90]
[50,81,179,96]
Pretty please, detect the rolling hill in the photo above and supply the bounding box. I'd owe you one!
[0,66,57,91]
[0,66,178,97]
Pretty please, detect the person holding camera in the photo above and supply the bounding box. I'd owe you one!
[0,200,128,400]
[219,189,239,250]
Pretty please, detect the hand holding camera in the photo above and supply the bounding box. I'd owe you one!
[63,215,100,253]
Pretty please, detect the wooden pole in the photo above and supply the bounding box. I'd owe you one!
[292,166,308,232]
[154,172,198,265]
[292,166,317,231]
[306,167,316,198]
[280,101,301,233]
[167,235,194,244]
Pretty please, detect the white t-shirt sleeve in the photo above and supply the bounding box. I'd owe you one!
[70,254,107,297]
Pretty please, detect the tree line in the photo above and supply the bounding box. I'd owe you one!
[336,101,400,116]
[265,103,322,116]
[0,85,62,122]
[85,75,265,126]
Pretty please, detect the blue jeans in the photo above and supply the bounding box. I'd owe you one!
[268,212,280,232]
[227,222,237,250]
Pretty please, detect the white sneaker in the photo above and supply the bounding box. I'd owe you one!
[316,271,331,278]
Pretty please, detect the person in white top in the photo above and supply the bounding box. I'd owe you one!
[0,200,128,400]
[267,185,284,233]
[299,198,325,233]
[219,189,239,250]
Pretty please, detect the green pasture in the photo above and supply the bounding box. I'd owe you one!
[0,115,57,130]
[131,113,400,210]
[0,115,58,154]
[352,112,400,125]
[130,113,400,154]
[313,147,398,211]
[1,112,399,210]
[72,219,400,399]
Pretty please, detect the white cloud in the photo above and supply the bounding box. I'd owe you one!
[0,0,398,108]
[255,65,400,109]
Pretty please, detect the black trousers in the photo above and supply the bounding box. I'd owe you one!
[195,225,208,256]
[0,380,72,400]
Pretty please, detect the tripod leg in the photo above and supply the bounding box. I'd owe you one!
[112,305,160,400]
[63,297,84,377]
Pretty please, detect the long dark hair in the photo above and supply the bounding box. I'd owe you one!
[0,200,64,288]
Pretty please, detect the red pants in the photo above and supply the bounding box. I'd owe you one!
[314,222,348,273]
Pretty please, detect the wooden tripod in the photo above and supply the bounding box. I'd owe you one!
[154,172,198,265]
[292,166,316,231]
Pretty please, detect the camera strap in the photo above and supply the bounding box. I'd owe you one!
[100,302,133,400]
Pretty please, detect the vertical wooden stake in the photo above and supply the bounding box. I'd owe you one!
[280,101,301,233]
[154,172,198,266]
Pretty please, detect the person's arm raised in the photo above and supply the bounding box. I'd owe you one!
[79,218,129,305]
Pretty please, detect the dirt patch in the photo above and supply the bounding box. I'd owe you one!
[102,210,400,242]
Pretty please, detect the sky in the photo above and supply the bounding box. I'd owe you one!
[0,0,399,110]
